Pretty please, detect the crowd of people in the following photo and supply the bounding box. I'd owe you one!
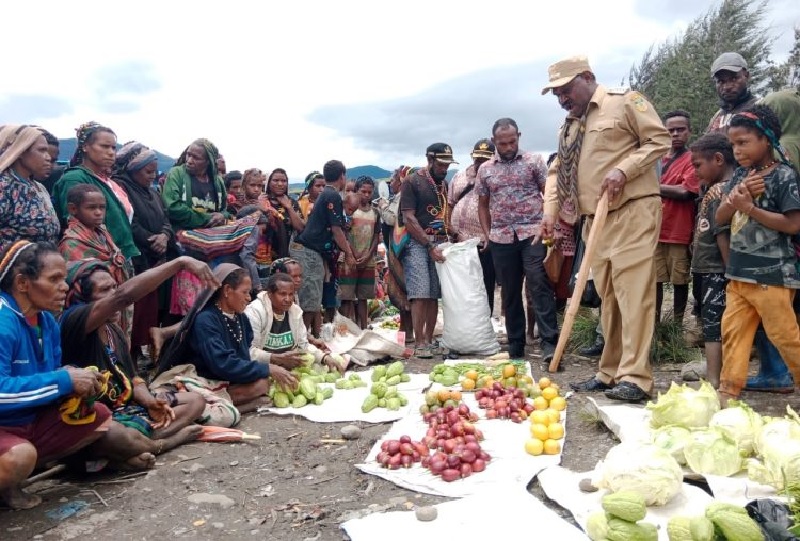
[1,49,799,509]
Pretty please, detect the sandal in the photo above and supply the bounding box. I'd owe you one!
[415,346,433,359]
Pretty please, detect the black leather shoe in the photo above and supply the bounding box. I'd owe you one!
[570,377,611,392]
[579,340,605,357]
[604,381,648,402]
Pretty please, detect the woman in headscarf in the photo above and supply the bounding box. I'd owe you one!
[160,138,259,316]
[266,168,305,255]
[0,125,59,251]
[161,138,228,230]
[114,142,178,358]
[297,171,325,218]
[59,255,216,452]
[378,165,416,344]
[155,264,298,413]
[52,122,139,260]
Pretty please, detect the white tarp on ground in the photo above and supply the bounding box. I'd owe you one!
[341,483,588,541]
[258,368,429,424]
[355,390,565,498]
[324,314,412,365]
[585,396,781,506]
[537,465,716,541]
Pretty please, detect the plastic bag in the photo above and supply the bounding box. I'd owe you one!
[745,498,799,541]
[435,239,500,355]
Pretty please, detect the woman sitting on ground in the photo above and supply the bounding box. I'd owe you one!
[155,264,298,412]
[59,255,218,454]
[244,273,345,372]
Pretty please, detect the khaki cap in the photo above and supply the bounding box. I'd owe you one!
[541,56,593,95]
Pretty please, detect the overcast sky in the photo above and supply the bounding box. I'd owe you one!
[1,0,797,179]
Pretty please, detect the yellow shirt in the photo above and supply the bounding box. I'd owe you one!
[544,85,670,217]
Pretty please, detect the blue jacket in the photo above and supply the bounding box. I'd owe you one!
[0,293,73,426]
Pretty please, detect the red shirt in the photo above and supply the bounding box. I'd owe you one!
[659,150,699,244]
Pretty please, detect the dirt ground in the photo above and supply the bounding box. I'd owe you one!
[1,314,795,540]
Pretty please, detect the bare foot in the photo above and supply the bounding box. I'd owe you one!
[0,486,42,510]
[158,425,203,454]
[114,452,157,471]
[236,396,272,414]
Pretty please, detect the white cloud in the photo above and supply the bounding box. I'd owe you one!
[1,0,796,178]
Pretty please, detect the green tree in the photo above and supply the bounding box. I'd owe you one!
[764,25,800,90]
[628,0,773,132]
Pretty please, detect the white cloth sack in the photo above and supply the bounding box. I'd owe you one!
[435,239,500,355]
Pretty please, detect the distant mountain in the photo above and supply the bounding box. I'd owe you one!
[57,138,176,173]
[347,165,392,180]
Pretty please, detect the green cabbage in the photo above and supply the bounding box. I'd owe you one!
[651,425,692,465]
[708,400,762,456]
[683,428,742,477]
[594,442,684,506]
[646,381,720,429]
[746,406,800,489]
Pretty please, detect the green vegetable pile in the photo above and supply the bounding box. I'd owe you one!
[666,502,763,541]
[586,491,658,541]
[334,373,368,390]
[428,361,528,387]
[362,361,410,413]
[269,352,337,408]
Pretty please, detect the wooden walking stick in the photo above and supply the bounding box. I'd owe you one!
[549,192,609,373]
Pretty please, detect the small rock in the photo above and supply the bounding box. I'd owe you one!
[182,463,205,474]
[58,497,68,503]
[229,461,239,467]
[578,478,598,493]
[389,496,407,507]
[187,493,236,509]
[340,425,362,440]
[415,506,438,522]
[315,465,328,475]
[250,530,260,536]
[173,527,189,536]
[212,523,224,529]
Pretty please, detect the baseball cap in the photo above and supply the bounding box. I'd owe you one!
[471,138,495,159]
[426,143,458,164]
[541,56,593,95]
[711,52,747,76]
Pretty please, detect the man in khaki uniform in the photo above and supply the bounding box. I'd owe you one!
[541,56,670,401]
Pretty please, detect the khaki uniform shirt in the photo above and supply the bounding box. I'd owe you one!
[544,85,671,217]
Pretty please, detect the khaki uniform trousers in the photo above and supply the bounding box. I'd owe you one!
[585,196,661,394]
[720,281,800,397]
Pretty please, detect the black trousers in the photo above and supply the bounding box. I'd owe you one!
[478,247,497,315]
[490,236,559,355]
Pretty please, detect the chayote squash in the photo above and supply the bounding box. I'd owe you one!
[384,386,398,399]
[688,516,714,541]
[361,394,379,413]
[299,379,317,400]
[321,387,333,399]
[665,516,692,541]
[705,503,762,541]
[371,382,388,398]
[606,518,657,541]
[324,373,338,383]
[349,373,362,381]
[398,394,408,407]
[385,375,402,386]
[386,360,404,378]
[586,511,609,541]
[313,392,324,405]
[273,392,290,408]
[386,397,401,411]
[353,380,367,388]
[335,379,350,390]
[371,365,387,381]
[378,398,386,407]
[602,491,647,522]
[292,394,308,408]
[400,373,411,383]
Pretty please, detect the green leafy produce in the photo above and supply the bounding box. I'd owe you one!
[292,394,308,408]
[301,352,315,365]
[602,491,647,522]
[651,425,692,465]
[646,381,720,429]
[586,511,609,541]
[362,394,378,413]
[606,518,657,541]
[273,392,290,408]
[705,502,763,541]
[321,387,333,399]
[747,408,800,489]
[683,428,742,477]
[595,442,683,506]
[708,400,763,456]
[665,516,692,541]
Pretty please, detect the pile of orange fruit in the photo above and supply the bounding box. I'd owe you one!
[524,377,566,456]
